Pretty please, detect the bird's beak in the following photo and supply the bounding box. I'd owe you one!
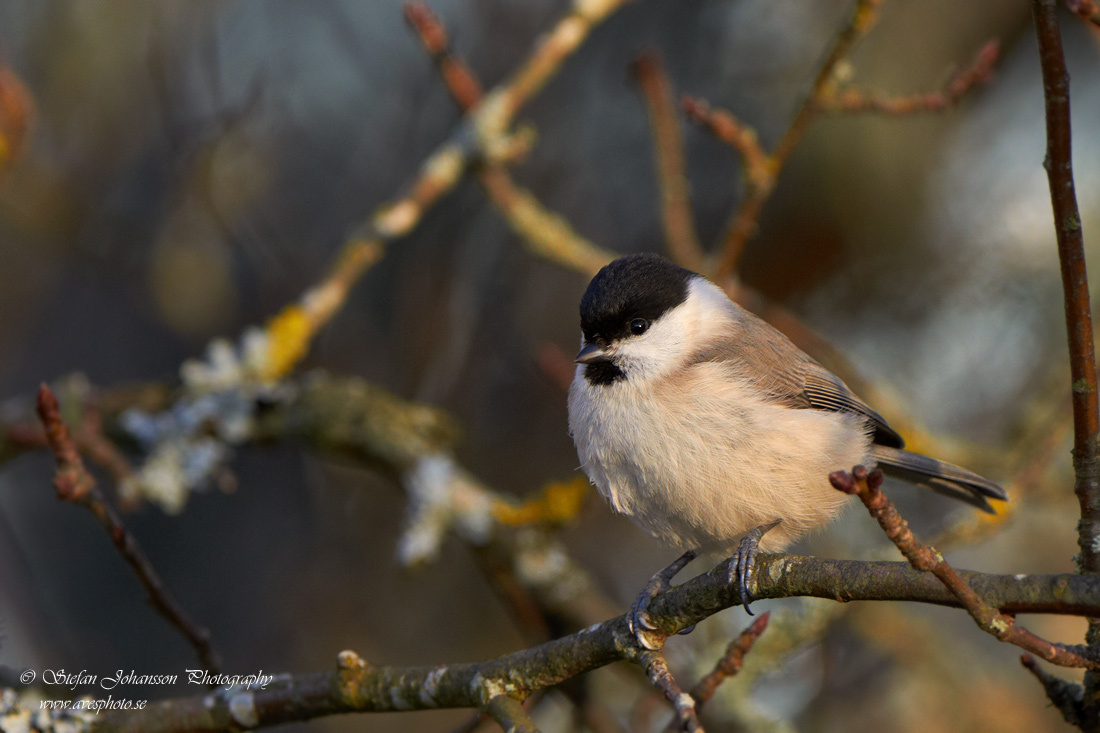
[575,342,612,364]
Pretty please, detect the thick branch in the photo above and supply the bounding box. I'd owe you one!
[97,556,1100,731]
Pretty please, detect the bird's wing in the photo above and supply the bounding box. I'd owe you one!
[696,311,905,449]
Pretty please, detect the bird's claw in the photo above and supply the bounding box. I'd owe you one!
[628,549,698,650]
[728,519,782,616]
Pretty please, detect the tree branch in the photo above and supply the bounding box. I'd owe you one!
[34,385,220,675]
[690,613,769,711]
[1032,0,1100,575]
[1032,0,1100,722]
[631,52,704,272]
[833,466,1099,669]
[93,554,1100,731]
[821,40,999,114]
[1021,653,1085,727]
[404,0,616,278]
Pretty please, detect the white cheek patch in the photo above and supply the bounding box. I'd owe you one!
[615,278,735,382]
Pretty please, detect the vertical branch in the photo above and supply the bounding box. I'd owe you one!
[1034,0,1095,572]
[1032,0,1100,576]
[1033,0,1100,725]
[631,53,705,272]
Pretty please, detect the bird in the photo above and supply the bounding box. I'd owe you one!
[566,253,1006,642]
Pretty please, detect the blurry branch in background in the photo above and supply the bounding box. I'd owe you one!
[818,40,999,114]
[260,0,636,384]
[689,613,769,712]
[833,466,1099,669]
[404,1,615,278]
[33,385,220,675]
[689,0,889,282]
[681,0,998,282]
[630,52,705,272]
[97,558,1100,732]
[1066,0,1100,26]
[1032,0,1100,725]
[679,0,999,460]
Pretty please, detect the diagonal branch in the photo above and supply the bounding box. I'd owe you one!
[404,1,615,278]
[708,0,886,280]
[690,613,769,711]
[634,648,702,732]
[260,0,635,380]
[34,385,220,674]
[832,466,1099,669]
[686,1,996,282]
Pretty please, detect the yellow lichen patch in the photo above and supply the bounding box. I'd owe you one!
[493,475,589,526]
[261,305,314,381]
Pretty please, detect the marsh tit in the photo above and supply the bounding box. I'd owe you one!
[566,253,1006,633]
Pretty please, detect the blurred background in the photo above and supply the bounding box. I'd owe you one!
[0,0,1098,730]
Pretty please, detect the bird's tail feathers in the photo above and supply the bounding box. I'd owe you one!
[869,445,1007,514]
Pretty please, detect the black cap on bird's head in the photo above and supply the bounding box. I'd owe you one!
[576,254,695,383]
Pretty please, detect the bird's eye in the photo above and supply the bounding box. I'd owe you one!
[630,318,649,335]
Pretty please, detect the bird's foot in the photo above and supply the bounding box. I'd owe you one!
[727,519,782,616]
[629,549,698,650]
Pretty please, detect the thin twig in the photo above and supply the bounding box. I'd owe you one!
[403,3,483,109]
[681,97,770,191]
[631,53,704,271]
[1021,654,1084,727]
[822,40,999,114]
[690,613,770,711]
[403,1,615,278]
[687,1,995,281]
[1067,0,1100,26]
[831,466,1099,669]
[35,384,220,674]
[634,649,702,733]
[710,0,886,280]
[485,695,540,733]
